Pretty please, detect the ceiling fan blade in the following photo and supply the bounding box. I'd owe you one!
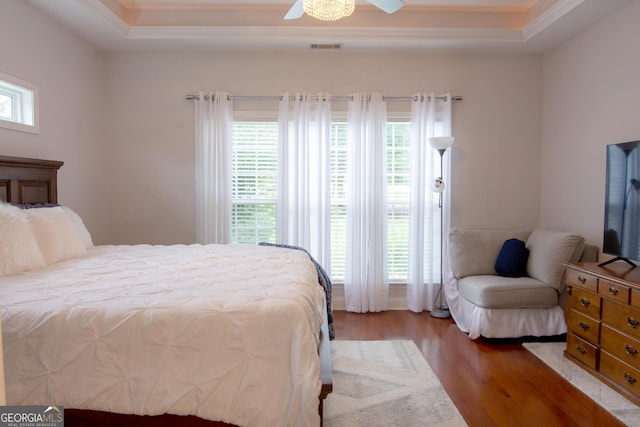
[284,0,305,20]
[366,0,405,14]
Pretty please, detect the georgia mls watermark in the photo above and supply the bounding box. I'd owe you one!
[0,406,63,427]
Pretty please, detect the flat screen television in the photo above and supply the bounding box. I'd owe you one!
[602,140,640,267]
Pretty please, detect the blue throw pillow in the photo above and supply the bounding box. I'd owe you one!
[495,238,529,277]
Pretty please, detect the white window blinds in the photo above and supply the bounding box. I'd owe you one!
[231,122,278,244]
[231,120,413,282]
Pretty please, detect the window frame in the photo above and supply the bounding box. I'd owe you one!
[0,71,39,134]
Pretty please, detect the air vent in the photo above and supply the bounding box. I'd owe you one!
[310,43,343,50]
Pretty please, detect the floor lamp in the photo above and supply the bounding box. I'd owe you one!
[429,136,455,319]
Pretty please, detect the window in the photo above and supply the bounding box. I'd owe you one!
[329,122,348,280]
[0,71,38,134]
[386,123,412,281]
[231,119,415,282]
[231,122,279,244]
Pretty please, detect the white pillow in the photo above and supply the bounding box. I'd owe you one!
[526,229,585,290]
[449,228,531,278]
[61,206,94,248]
[0,202,47,276]
[24,206,87,264]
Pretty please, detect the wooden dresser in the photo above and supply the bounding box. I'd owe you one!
[565,261,640,404]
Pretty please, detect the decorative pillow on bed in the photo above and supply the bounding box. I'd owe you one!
[24,206,87,264]
[61,206,94,248]
[494,238,529,277]
[0,202,47,276]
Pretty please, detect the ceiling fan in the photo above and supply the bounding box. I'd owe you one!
[284,0,405,20]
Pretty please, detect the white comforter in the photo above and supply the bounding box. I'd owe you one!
[0,244,325,427]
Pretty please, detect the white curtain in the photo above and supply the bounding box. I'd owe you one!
[344,93,389,313]
[194,91,233,244]
[407,93,453,312]
[277,93,332,269]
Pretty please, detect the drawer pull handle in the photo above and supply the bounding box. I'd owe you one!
[608,286,619,296]
[578,276,587,284]
[576,345,586,355]
[578,321,590,331]
[624,372,637,385]
[627,316,640,328]
[625,344,639,356]
[579,297,591,307]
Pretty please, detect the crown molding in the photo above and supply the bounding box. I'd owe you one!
[127,25,525,42]
[522,0,584,40]
[85,0,130,37]
[29,0,633,53]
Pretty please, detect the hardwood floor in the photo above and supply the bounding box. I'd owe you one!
[334,310,627,427]
[67,310,628,427]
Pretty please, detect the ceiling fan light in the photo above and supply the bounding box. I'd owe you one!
[303,0,355,21]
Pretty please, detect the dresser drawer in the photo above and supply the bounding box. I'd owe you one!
[566,333,598,369]
[602,299,640,341]
[601,325,640,370]
[568,309,600,344]
[566,269,598,292]
[600,350,640,398]
[599,279,630,304]
[569,288,601,319]
[631,289,640,309]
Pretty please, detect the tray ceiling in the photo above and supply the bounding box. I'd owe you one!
[29,0,633,53]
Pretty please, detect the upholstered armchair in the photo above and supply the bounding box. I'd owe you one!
[444,228,598,339]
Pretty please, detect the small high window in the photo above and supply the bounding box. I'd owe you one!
[0,71,38,134]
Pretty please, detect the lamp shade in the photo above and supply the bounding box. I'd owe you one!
[429,136,455,151]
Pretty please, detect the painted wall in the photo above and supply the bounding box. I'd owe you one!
[105,51,543,244]
[0,1,545,246]
[541,0,640,257]
[0,1,110,244]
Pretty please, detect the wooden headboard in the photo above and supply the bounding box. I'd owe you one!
[0,155,63,204]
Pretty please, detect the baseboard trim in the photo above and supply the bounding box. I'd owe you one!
[331,283,408,311]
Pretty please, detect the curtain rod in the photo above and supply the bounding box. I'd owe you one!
[185,94,463,102]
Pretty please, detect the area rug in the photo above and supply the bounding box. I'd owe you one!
[324,340,467,426]
[524,341,640,427]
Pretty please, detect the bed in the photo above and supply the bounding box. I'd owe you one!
[0,155,333,427]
